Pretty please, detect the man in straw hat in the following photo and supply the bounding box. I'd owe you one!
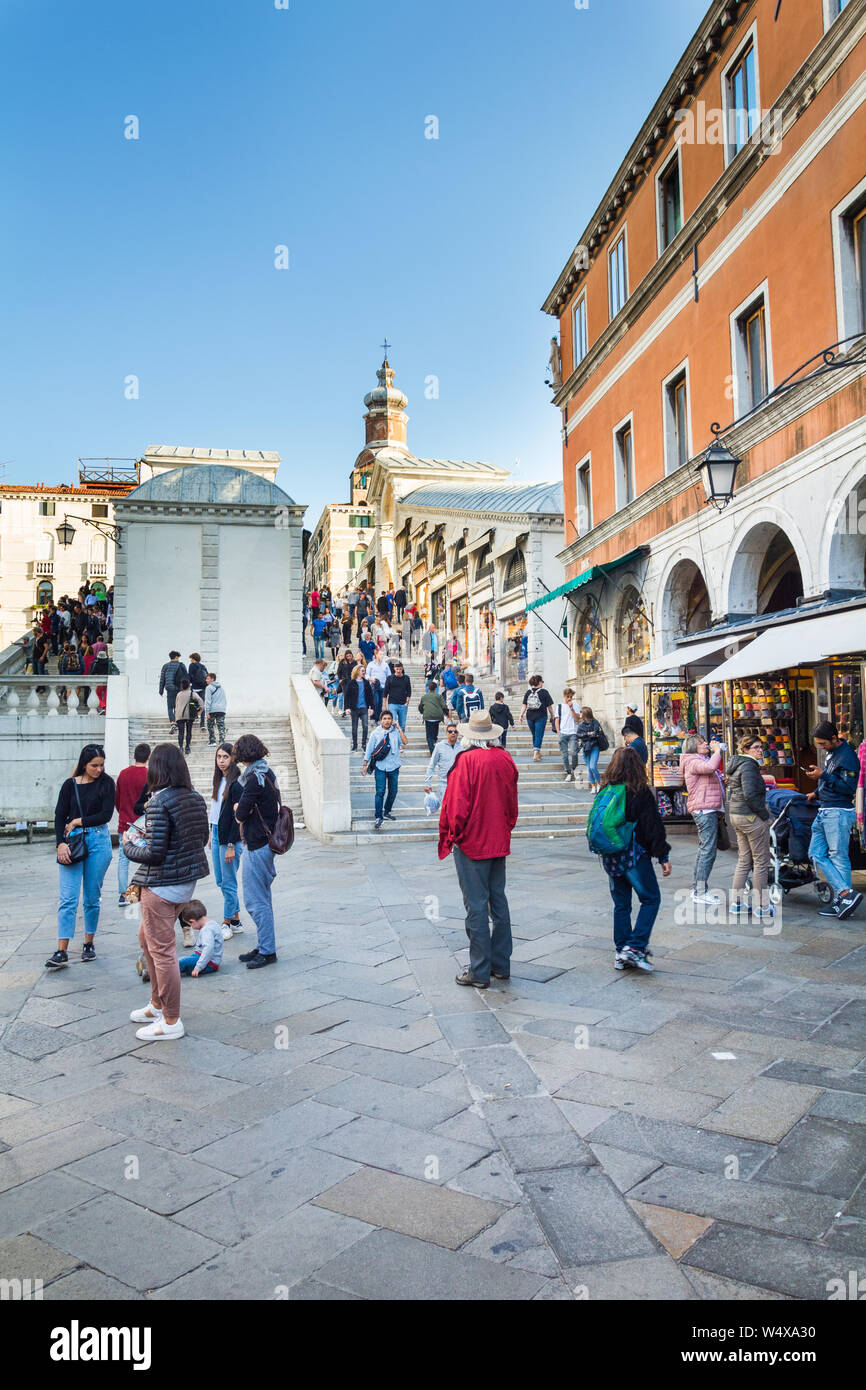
[438,709,519,989]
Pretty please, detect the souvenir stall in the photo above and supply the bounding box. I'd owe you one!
[645,680,701,825]
[722,673,803,790]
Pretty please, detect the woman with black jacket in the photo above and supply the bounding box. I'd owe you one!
[209,744,244,938]
[576,706,605,794]
[46,743,116,969]
[233,734,281,970]
[726,735,772,920]
[598,747,671,973]
[122,743,209,1041]
[343,665,375,752]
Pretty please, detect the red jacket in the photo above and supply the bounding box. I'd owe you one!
[438,746,519,861]
[115,763,148,833]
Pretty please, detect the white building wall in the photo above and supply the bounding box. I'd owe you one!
[124,522,202,717]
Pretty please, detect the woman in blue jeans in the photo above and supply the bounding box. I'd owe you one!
[599,747,671,973]
[46,743,116,969]
[209,744,244,939]
[576,705,604,793]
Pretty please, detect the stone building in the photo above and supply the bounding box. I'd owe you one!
[538,0,866,742]
[339,359,568,689]
[0,462,138,649]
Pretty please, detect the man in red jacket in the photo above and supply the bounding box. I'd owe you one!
[439,710,519,989]
[115,743,150,905]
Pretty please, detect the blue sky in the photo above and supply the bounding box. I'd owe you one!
[0,0,706,525]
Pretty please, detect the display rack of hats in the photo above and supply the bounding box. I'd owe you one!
[729,677,797,788]
[831,667,863,744]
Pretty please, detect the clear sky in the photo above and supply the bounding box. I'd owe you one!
[0,0,706,525]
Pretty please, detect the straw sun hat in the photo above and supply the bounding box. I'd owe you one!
[460,710,499,742]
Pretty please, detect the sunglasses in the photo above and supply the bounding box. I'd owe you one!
[83,745,105,756]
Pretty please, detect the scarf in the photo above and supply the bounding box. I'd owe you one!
[240,758,270,788]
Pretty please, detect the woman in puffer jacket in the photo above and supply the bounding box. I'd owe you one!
[681,735,724,904]
[123,743,209,1042]
[725,735,772,921]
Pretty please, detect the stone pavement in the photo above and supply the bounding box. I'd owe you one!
[1,828,865,1300]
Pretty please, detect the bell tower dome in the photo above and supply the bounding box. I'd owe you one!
[363,358,409,449]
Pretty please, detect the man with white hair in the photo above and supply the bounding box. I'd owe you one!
[438,709,519,989]
[423,722,460,816]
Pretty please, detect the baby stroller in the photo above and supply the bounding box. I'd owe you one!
[424,657,442,683]
[746,788,834,906]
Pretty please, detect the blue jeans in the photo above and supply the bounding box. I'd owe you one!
[528,717,547,750]
[809,807,856,897]
[211,825,243,919]
[242,843,277,955]
[374,767,399,819]
[165,687,178,720]
[691,810,719,890]
[117,843,132,898]
[559,733,579,773]
[57,824,113,940]
[371,686,383,721]
[314,635,325,658]
[389,703,407,732]
[608,853,662,953]
[178,955,219,975]
[583,744,600,784]
[453,846,512,984]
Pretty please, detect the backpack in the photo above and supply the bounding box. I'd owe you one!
[526,689,542,711]
[586,783,635,856]
[463,688,483,714]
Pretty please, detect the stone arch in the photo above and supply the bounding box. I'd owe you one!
[658,556,712,650]
[724,509,811,618]
[617,583,651,668]
[823,461,866,598]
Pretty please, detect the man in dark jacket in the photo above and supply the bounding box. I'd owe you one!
[393,587,407,623]
[806,721,862,920]
[383,662,412,732]
[233,735,281,969]
[622,704,644,739]
[188,653,208,728]
[158,651,188,724]
[376,591,390,618]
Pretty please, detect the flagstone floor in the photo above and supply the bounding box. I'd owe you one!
[1,829,865,1300]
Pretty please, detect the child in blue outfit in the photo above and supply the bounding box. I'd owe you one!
[177,900,224,977]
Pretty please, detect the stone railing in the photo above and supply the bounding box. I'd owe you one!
[288,674,350,838]
[0,676,108,718]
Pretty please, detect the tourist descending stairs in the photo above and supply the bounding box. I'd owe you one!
[324,648,600,845]
[126,717,304,829]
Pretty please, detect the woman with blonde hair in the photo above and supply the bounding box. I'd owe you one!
[343,663,375,752]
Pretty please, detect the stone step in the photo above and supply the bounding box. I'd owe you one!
[324,824,582,845]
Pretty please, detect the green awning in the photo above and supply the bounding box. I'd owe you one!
[527,547,649,612]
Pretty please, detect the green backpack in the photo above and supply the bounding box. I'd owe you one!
[586,783,635,856]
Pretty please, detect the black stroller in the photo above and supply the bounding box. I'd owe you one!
[746,788,835,906]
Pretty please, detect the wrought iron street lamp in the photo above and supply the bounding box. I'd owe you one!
[55,518,76,548]
[696,437,741,510]
[55,514,121,548]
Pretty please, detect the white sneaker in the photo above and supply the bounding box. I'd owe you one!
[691,890,720,905]
[135,1018,185,1041]
[222,924,233,940]
[130,1005,163,1024]
[563,773,573,782]
[231,922,244,934]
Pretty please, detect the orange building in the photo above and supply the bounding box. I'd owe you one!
[533,0,866,811]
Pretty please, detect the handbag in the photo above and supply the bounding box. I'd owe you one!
[717,811,732,852]
[58,781,88,864]
[254,785,294,855]
[596,726,610,752]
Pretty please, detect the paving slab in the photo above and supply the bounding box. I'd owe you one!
[682,1222,866,1300]
[154,1203,373,1299]
[681,1267,789,1301]
[311,1227,546,1300]
[459,1045,543,1099]
[192,1099,357,1177]
[0,1121,123,1195]
[627,1200,713,1258]
[554,1100,615,1137]
[810,1090,866,1124]
[809,1000,866,1050]
[589,1111,774,1178]
[699,1077,824,1143]
[522,1166,658,1266]
[173,1149,361,1245]
[564,1253,698,1300]
[501,1130,594,1172]
[62,1139,233,1215]
[315,1074,466,1132]
[34,1193,222,1290]
[315,1043,450,1087]
[629,1163,840,1239]
[44,1269,140,1300]
[760,1059,866,1094]
[752,1117,866,1198]
[0,1232,79,1284]
[313,1114,490,1184]
[95,1096,242,1154]
[588,1144,663,1194]
[556,1074,716,1124]
[315,1167,502,1249]
[446,1153,524,1205]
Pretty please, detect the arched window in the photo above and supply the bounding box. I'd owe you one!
[503,550,526,591]
[618,586,650,667]
[453,539,467,573]
[431,536,445,571]
[577,603,604,677]
[474,544,493,582]
[36,579,53,606]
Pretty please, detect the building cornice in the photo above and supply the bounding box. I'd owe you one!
[396,503,563,528]
[556,350,866,569]
[544,0,863,382]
